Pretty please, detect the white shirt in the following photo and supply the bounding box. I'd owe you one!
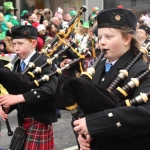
[105,59,118,66]
[20,50,36,68]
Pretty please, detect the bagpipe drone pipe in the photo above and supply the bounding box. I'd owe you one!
[23,4,87,74]
[44,5,87,52]
[3,5,87,74]
[0,29,95,109]
[0,50,91,109]
[61,49,150,119]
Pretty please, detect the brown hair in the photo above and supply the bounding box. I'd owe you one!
[119,26,148,62]
[114,26,149,63]
[119,26,140,55]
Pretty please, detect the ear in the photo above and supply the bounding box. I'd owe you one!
[124,35,132,46]
[31,39,37,48]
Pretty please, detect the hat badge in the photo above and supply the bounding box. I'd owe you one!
[23,31,27,35]
[21,28,30,37]
[115,15,121,21]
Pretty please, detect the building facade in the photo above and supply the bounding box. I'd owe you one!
[0,0,150,21]
[0,0,103,21]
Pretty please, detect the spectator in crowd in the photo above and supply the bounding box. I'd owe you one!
[136,24,150,46]
[139,14,146,26]
[75,22,90,53]
[43,8,53,24]
[54,12,63,26]
[31,14,40,28]
[52,16,61,28]
[3,2,19,26]
[43,19,49,28]
[43,23,59,49]
[88,7,99,27]
[3,30,15,53]
[69,10,77,18]
[0,40,7,54]
[21,12,32,25]
[57,7,63,15]
[63,12,72,22]
[47,23,59,38]
[61,12,72,29]
[20,10,28,24]
[33,9,44,24]
[0,12,9,40]
[37,24,47,52]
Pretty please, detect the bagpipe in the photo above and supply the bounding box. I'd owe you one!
[0,49,91,104]
[0,55,19,136]
[0,4,88,105]
[61,47,150,119]
[3,5,87,74]
[44,5,87,55]
[107,46,148,92]
[142,41,150,62]
[0,49,91,137]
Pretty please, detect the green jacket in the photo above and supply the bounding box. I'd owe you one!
[4,13,19,26]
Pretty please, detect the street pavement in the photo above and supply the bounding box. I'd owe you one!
[0,110,79,150]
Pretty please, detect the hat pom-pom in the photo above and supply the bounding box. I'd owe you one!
[118,5,123,9]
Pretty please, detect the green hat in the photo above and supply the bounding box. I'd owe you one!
[70,10,77,16]
[21,10,28,17]
[3,2,18,13]
[82,22,90,28]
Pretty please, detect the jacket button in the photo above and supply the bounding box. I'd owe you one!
[37,95,40,98]
[116,122,121,127]
[34,91,37,94]
[108,113,113,117]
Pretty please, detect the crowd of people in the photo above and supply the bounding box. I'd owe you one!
[0,1,150,150]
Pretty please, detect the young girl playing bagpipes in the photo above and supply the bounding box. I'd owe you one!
[61,8,150,150]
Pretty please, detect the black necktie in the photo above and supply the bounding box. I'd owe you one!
[105,63,112,73]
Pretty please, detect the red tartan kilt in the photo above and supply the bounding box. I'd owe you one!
[22,118,55,150]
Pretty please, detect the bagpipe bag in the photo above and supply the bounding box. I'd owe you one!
[61,76,120,115]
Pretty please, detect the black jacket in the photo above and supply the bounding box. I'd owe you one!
[86,50,150,150]
[11,52,58,125]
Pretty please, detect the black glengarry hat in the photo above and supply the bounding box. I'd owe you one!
[139,25,150,35]
[11,25,38,39]
[97,8,137,31]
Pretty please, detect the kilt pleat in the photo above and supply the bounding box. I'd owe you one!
[22,118,55,150]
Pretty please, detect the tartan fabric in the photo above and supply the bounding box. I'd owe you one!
[22,118,55,150]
